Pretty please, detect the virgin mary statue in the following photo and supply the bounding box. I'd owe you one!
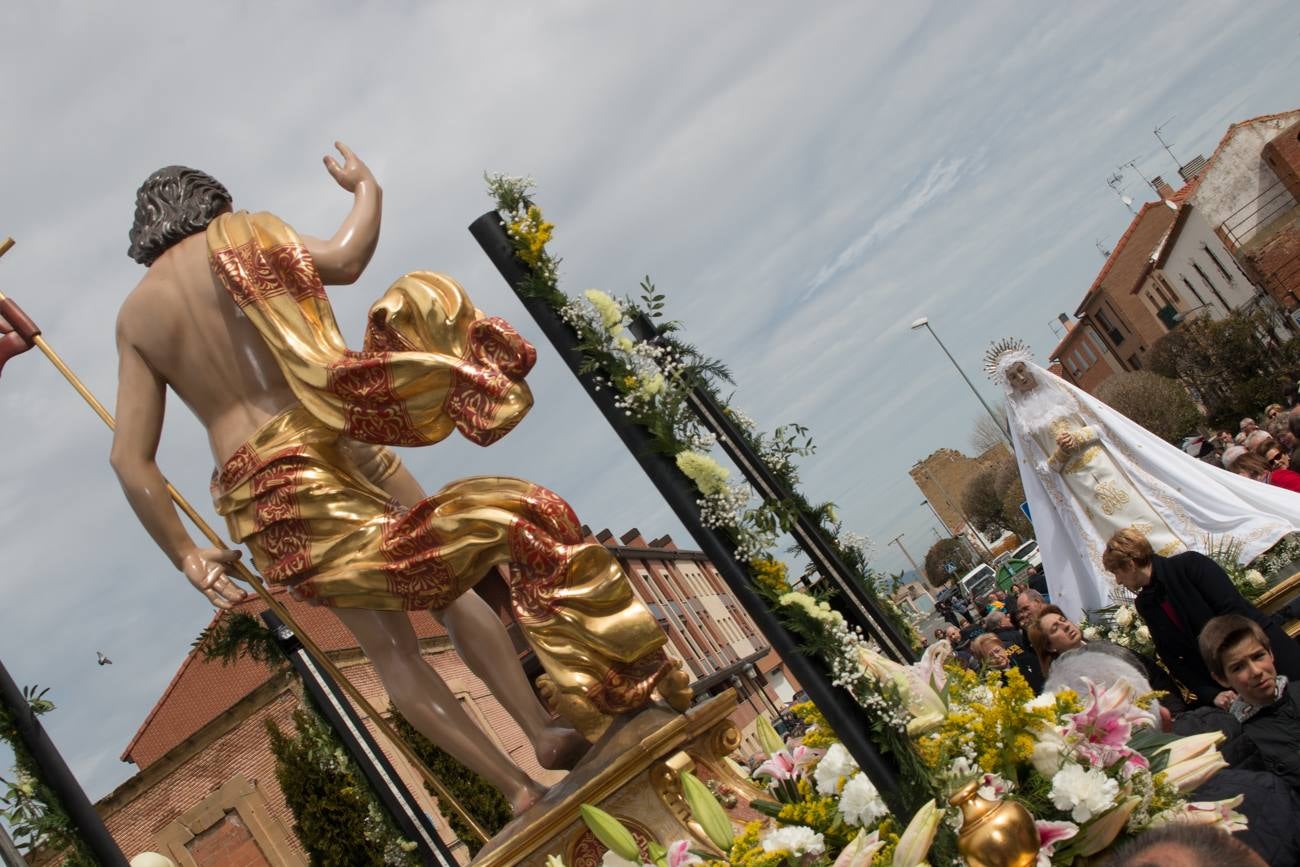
[987,339,1300,620]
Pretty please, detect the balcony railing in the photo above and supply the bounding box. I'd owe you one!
[1221,177,1298,249]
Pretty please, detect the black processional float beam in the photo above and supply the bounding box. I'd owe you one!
[469,213,904,807]
[0,659,129,867]
[260,612,457,867]
[626,312,915,664]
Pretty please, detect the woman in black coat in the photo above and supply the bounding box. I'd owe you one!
[1103,529,1300,709]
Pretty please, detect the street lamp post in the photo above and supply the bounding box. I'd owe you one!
[910,317,1011,445]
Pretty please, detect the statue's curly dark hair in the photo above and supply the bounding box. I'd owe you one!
[127,166,232,265]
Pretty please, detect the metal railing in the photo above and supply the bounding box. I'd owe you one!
[1221,177,1297,248]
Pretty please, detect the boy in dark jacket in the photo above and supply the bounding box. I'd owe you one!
[1199,614,1300,790]
[1103,528,1300,709]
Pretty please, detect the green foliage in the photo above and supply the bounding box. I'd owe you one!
[193,611,290,675]
[1094,370,1203,444]
[923,538,974,589]
[961,467,1004,536]
[1148,308,1300,426]
[387,708,511,856]
[0,687,97,866]
[266,709,417,867]
[993,458,1033,542]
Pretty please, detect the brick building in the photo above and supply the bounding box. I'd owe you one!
[79,530,799,866]
[1053,108,1300,394]
[909,444,1011,553]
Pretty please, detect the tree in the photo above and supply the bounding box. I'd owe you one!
[923,537,974,589]
[267,709,415,867]
[1093,371,1203,444]
[389,709,512,857]
[1148,309,1300,426]
[993,458,1034,541]
[961,467,1005,536]
[968,404,1011,455]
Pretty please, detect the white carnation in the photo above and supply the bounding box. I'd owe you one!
[1136,624,1152,643]
[760,825,825,856]
[1246,570,1266,588]
[1026,691,1057,711]
[1049,763,1119,823]
[814,743,860,796]
[838,773,889,827]
[1083,626,1101,641]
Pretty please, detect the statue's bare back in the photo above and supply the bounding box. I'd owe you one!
[117,231,298,466]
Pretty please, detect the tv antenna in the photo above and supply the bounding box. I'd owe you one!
[1096,238,1112,259]
[1154,116,1180,169]
[1119,157,1154,190]
[1106,171,1135,213]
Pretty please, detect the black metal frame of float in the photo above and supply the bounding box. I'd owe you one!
[470,211,907,807]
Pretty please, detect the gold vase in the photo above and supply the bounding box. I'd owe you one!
[949,780,1040,867]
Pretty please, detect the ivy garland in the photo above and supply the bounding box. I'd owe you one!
[0,686,97,866]
[484,174,922,655]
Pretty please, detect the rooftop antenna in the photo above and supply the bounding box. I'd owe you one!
[1106,171,1136,213]
[1119,157,1154,191]
[1154,116,1180,170]
[1096,238,1113,258]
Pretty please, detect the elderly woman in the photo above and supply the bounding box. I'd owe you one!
[1030,605,1186,716]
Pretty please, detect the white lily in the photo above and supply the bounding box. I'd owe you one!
[893,800,942,867]
[1077,797,1140,856]
[1158,731,1225,767]
[832,829,885,867]
[1163,750,1228,793]
[857,645,946,734]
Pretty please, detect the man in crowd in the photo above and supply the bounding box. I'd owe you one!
[1104,528,1300,709]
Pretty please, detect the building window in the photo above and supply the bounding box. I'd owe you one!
[1181,276,1207,307]
[1128,354,1142,370]
[1078,338,1097,366]
[1094,309,1124,346]
[1191,262,1218,297]
[1072,351,1088,373]
[1201,244,1235,283]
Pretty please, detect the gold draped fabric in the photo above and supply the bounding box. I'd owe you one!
[206,212,674,719]
[207,211,534,447]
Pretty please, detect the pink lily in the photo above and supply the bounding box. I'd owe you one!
[790,744,823,773]
[1163,750,1228,793]
[754,750,796,782]
[1034,820,1078,867]
[666,840,703,867]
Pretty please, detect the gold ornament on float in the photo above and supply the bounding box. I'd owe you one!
[949,779,1039,867]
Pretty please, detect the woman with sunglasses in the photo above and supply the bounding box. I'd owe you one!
[1235,449,1300,493]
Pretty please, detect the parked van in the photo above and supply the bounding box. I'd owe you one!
[959,564,997,601]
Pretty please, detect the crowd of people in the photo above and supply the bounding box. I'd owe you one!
[927,528,1300,862]
[1185,404,1300,493]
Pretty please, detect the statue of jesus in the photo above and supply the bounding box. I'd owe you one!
[110,143,689,815]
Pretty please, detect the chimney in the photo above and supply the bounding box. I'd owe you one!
[1058,313,1072,331]
[1151,175,1175,201]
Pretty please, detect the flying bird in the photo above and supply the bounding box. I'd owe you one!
[96,652,112,666]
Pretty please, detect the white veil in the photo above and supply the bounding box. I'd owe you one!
[999,356,1300,620]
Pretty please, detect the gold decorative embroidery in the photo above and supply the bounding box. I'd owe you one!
[1095,480,1131,516]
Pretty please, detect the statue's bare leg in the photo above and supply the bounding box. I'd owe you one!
[432,584,590,771]
[331,607,545,815]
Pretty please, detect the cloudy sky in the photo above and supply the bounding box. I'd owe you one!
[2,2,1298,801]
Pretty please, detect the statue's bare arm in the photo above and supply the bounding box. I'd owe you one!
[109,317,246,608]
[301,142,383,286]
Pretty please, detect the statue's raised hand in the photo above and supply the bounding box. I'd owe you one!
[182,547,248,610]
[323,141,375,192]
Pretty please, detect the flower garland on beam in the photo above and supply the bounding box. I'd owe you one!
[484,174,920,655]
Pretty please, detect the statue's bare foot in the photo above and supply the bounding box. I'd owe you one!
[510,781,547,816]
[534,724,592,771]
